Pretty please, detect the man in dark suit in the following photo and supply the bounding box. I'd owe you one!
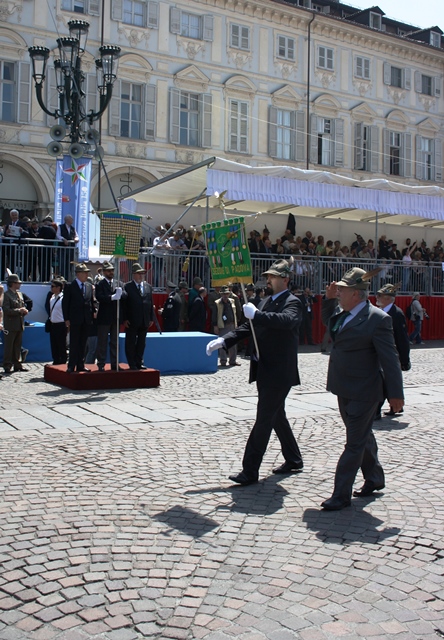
[206,258,304,485]
[159,281,181,331]
[375,283,410,418]
[57,214,79,281]
[122,263,154,370]
[297,286,317,345]
[62,263,97,373]
[321,268,404,510]
[95,261,125,371]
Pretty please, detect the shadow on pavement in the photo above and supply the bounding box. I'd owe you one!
[35,389,109,402]
[303,501,401,545]
[152,505,220,537]
[373,419,410,431]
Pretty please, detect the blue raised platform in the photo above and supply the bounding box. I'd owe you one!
[0,322,51,363]
[119,331,218,374]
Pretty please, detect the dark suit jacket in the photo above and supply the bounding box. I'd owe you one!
[322,299,404,402]
[162,291,181,331]
[38,225,57,243]
[387,303,411,370]
[96,278,127,325]
[59,223,77,243]
[224,290,302,387]
[62,280,96,325]
[122,280,153,328]
[189,295,207,332]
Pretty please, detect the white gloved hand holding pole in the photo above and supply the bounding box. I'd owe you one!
[206,337,225,356]
[243,302,257,320]
[111,286,122,301]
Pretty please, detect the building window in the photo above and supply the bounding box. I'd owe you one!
[383,63,411,90]
[383,129,412,177]
[419,137,433,180]
[317,46,334,71]
[415,136,442,182]
[317,118,332,165]
[123,0,144,26]
[61,0,99,14]
[229,100,248,153]
[421,75,433,96]
[121,82,142,139]
[181,12,201,39]
[0,61,15,122]
[355,56,370,80]
[354,123,379,172]
[369,12,381,30]
[277,36,295,61]
[269,107,305,161]
[430,31,441,48]
[169,88,212,148]
[310,115,344,167]
[414,71,441,97]
[391,66,402,88]
[230,24,250,50]
[389,131,401,175]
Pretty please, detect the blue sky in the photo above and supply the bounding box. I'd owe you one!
[346,0,442,30]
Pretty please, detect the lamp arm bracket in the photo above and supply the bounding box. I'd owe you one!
[35,83,58,119]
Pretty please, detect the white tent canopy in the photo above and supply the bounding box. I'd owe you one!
[119,157,444,228]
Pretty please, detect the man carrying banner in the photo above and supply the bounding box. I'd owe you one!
[206,258,304,485]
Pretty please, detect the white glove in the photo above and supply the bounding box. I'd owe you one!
[111,286,122,301]
[243,302,257,320]
[206,337,225,356]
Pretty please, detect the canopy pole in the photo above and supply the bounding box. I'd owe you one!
[240,282,260,360]
[374,210,379,261]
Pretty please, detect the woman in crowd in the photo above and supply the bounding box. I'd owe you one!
[47,279,67,365]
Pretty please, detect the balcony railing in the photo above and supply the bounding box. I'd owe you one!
[3,241,443,296]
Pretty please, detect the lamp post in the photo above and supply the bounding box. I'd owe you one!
[29,20,120,158]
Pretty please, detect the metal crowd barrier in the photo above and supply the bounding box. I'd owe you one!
[1,242,443,295]
[0,239,79,283]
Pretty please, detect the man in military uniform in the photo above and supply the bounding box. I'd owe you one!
[321,268,404,510]
[2,274,29,373]
[159,281,181,332]
[206,258,304,485]
[212,285,241,366]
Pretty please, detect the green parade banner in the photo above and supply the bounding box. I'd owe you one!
[202,217,253,286]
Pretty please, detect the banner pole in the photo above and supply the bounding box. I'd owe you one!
[115,257,120,369]
[240,282,260,360]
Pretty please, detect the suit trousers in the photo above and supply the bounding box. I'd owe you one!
[67,324,89,370]
[218,324,237,365]
[3,330,23,369]
[125,325,148,368]
[96,323,118,367]
[242,383,303,479]
[332,397,384,500]
[49,322,67,365]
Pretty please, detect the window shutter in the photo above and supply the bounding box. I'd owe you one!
[202,93,212,148]
[333,118,344,167]
[317,46,324,68]
[240,101,248,152]
[355,56,362,78]
[403,68,411,90]
[415,135,423,180]
[147,2,159,27]
[145,84,156,140]
[169,87,180,144]
[433,77,441,98]
[170,7,181,34]
[354,122,363,169]
[369,125,379,173]
[295,110,305,162]
[403,132,412,177]
[383,128,390,174]
[383,62,391,85]
[268,106,278,158]
[434,139,443,182]
[414,70,422,93]
[112,0,123,21]
[289,110,296,160]
[364,58,370,79]
[89,0,100,15]
[46,66,59,126]
[203,15,213,41]
[229,100,237,151]
[61,0,72,10]
[17,62,31,124]
[108,79,121,136]
[309,114,318,164]
[86,73,98,119]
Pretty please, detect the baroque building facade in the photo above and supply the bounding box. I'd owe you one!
[0,0,443,219]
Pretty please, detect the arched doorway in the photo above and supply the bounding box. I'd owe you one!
[0,161,38,222]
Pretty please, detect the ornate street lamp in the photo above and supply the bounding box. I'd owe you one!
[29,21,120,158]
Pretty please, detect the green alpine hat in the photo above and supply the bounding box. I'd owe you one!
[262,258,293,278]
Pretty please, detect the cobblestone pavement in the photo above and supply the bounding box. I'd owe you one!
[0,343,443,639]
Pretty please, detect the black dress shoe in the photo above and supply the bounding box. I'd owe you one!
[384,408,403,416]
[353,483,385,497]
[321,497,351,511]
[77,367,90,372]
[66,367,75,373]
[228,472,258,486]
[139,365,147,370]
[272,461,303,474]
[97,365,105,372]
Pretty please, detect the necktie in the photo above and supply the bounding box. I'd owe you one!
[331,311,350,335]
[263,296,274,310]
[80,282,85,297]
[139,284,143,296]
